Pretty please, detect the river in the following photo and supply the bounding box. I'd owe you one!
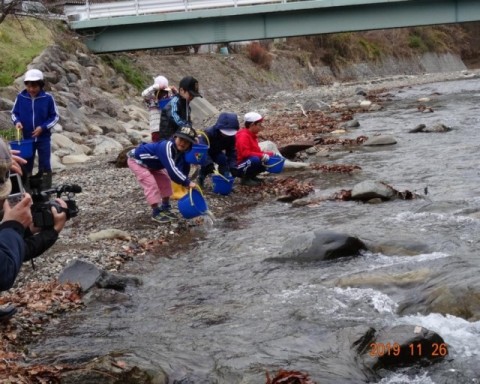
[30,77,480,383]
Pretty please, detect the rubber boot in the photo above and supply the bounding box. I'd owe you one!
[241,176,261,187]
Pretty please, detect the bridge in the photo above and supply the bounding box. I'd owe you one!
[65,0,480,53]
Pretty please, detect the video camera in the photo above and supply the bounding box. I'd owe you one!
[9,173,82,229]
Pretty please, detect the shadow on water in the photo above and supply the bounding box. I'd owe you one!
[30,78,480,383]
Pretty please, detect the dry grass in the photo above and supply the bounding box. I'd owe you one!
[284,25,473,71]
[0,16,55,86]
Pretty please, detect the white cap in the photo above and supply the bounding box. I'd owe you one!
[24,69,44,82]
[244,112,263,124]
[219,129,237,136]
[154,75,169,90]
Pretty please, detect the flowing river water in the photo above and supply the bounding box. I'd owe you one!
[30,77,480,383]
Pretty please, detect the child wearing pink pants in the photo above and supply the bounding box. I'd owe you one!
[128,126,198,223]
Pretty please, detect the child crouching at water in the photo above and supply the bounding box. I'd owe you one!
[127,126,198,223]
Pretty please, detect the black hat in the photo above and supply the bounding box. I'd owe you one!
[179,76,202,98]
[174,126,197,144]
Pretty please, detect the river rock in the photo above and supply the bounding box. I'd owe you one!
[89,228,132,241]
[90,136,124,155]
[62,153,91,164]
[267,230,367,262]
[59,259,102,291]
[351,180,396,201]
[397,266,480,321]
[283,159,310,169]
[278,142,315,159]
[59,260,141,292]
[409,123,451,133]
[355,324,448,371]
[362,135,397,146]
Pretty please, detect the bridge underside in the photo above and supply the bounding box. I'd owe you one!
[70,0,480,53]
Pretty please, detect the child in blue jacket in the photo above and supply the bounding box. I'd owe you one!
[197,112,239,187]
[11,69,59,188]
[127,126,198,223]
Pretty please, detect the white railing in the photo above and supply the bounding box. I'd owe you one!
[65,0,286,21]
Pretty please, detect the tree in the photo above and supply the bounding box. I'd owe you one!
[0,0,21,23]
[0,0,64,25]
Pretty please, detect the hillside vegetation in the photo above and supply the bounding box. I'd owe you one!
[1,16,480,88]
[0,17,55,85]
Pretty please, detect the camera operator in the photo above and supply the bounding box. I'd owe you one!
[0,139,68,321]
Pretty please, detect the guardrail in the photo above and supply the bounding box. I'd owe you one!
[64,0,286,21]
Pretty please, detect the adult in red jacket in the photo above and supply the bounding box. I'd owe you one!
[235,112,274,186]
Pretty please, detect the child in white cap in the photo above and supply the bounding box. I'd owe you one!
[235,112,274,186]
[141,75,177,142]
[11,69,59,188]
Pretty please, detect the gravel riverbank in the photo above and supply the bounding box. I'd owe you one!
[1,67,479,381]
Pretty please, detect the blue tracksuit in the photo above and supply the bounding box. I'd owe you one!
[131,139,192,187]
[11,89,60,173]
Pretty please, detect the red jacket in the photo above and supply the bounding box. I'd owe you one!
[236,128,272,164]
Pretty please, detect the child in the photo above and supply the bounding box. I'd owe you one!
[197,112,239,188]
[235,112,274,186]
[11,69,59,188]
[127,126,198,223]
[159,76,202,141]
[141,75,177,142]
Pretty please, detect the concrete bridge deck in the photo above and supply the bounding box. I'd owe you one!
[65,0,480,53]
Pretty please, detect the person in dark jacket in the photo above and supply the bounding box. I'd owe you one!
[0,139,67,321]
[197,112,239,188]
[11,69,60,188]
[158,76,202,141]
[127,126,198,224]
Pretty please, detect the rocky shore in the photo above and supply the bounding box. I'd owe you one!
[1,43,480,381]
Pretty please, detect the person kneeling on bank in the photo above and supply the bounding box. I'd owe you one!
[197,112,239,188]
[127,126,198,224]
[235,112,274,187]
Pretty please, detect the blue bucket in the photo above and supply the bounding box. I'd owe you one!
[185,143,208,165]
[265,155,285,174]
[212,174,234,195]
[178,188,208,219]
[10,139,34,159]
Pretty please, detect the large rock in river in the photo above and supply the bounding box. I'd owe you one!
[354,324,448,372]
[266,230,367,262]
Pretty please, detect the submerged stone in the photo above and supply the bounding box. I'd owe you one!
[267,230,367,262]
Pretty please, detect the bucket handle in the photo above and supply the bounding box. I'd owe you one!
[189,185,205,206]
[15,127,21,143]
[197,130,210,148]
[213,170,231,182]
[264,157,285,168]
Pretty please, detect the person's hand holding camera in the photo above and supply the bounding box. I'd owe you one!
[51,198,68,233]
[2,194,32,228]
[29,199,68,234]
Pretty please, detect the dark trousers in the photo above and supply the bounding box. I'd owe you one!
[236,156,265,178]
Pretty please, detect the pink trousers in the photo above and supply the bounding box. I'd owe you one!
[127,158,173,206]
